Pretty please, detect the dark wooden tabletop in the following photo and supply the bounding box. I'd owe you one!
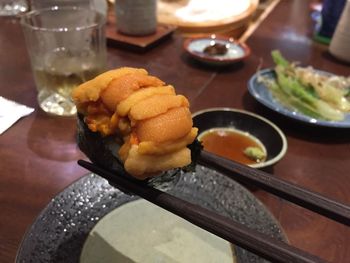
[1,0,350,262]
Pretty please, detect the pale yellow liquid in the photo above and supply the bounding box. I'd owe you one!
[33,50,105,116]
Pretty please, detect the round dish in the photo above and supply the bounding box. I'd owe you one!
[158,0,259,36]
[192,108,287,169]
[248,68,350,128]
[16,167,286,262]
[183,35,251,66]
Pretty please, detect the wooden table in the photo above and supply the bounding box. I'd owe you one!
[1,0,349,262]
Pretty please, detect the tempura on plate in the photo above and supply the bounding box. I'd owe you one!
[72,67,198,179]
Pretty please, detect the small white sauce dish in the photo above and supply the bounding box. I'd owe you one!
[183,34,251,66]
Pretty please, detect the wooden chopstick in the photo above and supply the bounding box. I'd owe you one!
[199,150,350,227]
[78,159,325,263]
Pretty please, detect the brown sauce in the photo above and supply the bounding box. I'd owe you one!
[203,43,228,55]
[198,128,266,165]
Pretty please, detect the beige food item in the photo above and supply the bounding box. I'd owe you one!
[80,199,236,263]
[72,67,198,179]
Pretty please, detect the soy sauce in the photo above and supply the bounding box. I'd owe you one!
[198,128,266,165]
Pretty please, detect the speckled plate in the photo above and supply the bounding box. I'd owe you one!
[248,69,350,128]
[16,166,287,262]
[183,36,250,66]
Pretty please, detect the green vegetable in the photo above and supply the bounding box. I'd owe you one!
[271,50,289,68]
[260,50,346,121]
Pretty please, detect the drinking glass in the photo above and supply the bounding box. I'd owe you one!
[30,0,91,10]
[0,0,27,16]
[29,0,108,17]
[20,7,107,116]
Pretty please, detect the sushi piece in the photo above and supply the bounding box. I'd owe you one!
[72,67,198,180]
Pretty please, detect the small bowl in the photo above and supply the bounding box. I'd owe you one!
[183,35,251,66]
[192,108,287,169]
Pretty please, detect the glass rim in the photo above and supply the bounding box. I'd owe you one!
[20,6,106,32]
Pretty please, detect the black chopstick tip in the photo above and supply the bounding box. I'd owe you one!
[77,159,88,167]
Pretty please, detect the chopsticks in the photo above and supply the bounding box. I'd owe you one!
[78,159,324,263]
[199,150,350,227]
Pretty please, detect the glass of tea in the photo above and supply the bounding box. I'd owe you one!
[0,0,27,16]
[20,7,107,116]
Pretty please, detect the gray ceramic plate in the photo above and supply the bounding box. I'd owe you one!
[16,166,287,262]
[248,69,350,128]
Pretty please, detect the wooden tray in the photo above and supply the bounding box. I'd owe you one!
[106,18,177,52]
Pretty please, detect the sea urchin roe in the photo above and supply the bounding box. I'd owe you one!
[72,67,148,104]
[124,146,191,178]
[72,67,198,179]
[129,94,189,121]
[198,128,266,165]
[116,85,176,117]
[136,107,193,143]
[100,72,165,111]
[137,127,198,155]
